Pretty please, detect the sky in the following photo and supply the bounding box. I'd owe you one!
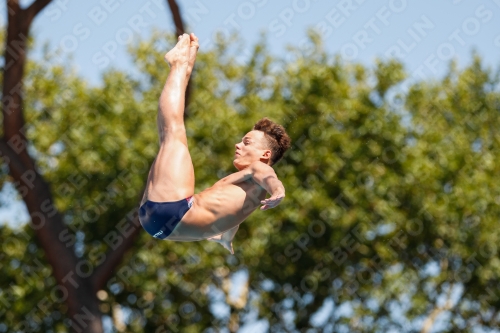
[11,0,500,86]
[1,0,500,331]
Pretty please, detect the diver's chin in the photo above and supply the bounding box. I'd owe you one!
[233,161,244,171]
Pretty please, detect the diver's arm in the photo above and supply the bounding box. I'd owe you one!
[251,162,285,210]
[251,162,283,194]
[216,162,280,191]
[213,166,254,186]
[214,162,285,210]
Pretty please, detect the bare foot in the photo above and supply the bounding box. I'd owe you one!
[164,33,190,68]
[186,33,199,78]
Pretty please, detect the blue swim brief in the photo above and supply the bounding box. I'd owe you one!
[139,196,194,239]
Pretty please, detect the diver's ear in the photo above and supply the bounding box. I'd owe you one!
[261,149,272,163]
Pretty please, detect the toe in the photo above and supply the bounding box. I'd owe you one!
[185,35,193,46]
[189,33,199,48]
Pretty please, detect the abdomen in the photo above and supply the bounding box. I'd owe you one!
[179,182,265,238]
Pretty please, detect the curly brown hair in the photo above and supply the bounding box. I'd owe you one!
[253,117,291,166]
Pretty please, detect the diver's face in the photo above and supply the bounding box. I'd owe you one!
[233,130,270,170]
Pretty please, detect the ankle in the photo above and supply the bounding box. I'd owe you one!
[169,65,188,75]
[168,68,189,84]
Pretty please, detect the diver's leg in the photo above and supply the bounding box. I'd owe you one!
[142,33,199,203]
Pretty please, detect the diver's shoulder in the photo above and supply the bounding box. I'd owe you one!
[249,160,273,173]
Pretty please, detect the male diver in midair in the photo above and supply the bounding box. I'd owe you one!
[139,33,291,254]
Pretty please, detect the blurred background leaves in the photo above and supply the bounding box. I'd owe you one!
[1,30,500,332]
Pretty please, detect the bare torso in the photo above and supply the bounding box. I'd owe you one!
[165,175,268,240]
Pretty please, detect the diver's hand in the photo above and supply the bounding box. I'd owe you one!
[260,191,285,211]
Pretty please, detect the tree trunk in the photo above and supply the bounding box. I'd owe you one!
[1,1,104,332]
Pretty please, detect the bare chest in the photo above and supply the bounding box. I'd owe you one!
[175,180,267,239]
[199,180,267,217]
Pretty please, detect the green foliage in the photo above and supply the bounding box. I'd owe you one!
[1,31,500,332]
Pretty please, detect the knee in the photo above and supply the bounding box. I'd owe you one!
[166,125,186,137]
[161,126,187,145]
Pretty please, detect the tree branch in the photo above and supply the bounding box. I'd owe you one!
[165,0,192,114]
[24,0,53,25]
[0,139,103,331]
[0,139,27,180]
[420,286,454,333]
[166,0,185,36]
[6,0,19,16]
[92,208,142,292]
[0,138,78,286]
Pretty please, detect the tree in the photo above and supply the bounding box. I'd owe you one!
[2,27,500,333]
[135,33,500,332]
[2,0,103,331]
[0,0,191,332]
